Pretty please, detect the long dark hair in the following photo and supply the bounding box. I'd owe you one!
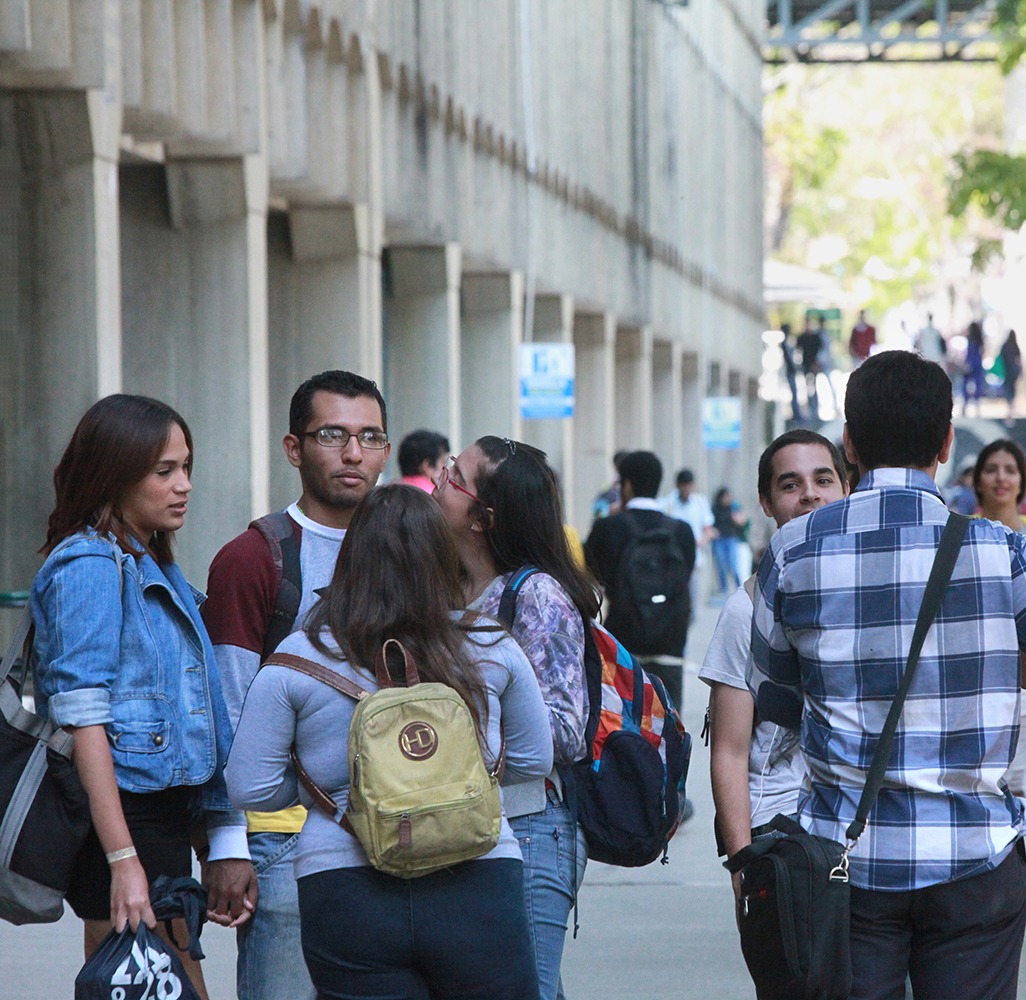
[472,436,600,620]
[306,484,489,729]
[43,394,192,563]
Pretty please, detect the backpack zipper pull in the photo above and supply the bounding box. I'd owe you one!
[398,813,412,848]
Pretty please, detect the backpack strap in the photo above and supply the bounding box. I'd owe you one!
[264,651,368,829]
[264,651,372,702]
[250,512,303,662]
[497,566,542,629]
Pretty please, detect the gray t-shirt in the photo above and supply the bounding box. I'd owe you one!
[225,623,554,879]
[699,585,805,827]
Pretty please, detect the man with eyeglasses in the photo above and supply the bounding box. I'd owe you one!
[202,370,390,1000]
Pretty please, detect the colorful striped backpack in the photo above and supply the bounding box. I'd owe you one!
[499,567,692,867]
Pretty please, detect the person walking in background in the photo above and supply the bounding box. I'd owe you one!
[226,485,551,1000]
[963,320,986,417]
[435,436,598,1000]
[1000,331,1022,421]
[710,487,745,602]
[662,468,715,637]
[973,438,1026,534]
[797,318,822,419]
[946,464,978,516]
[30,395,249,998]
[779,323,803,421]
[591,450,629,520]
[814,312,840,416]
[203,370,390,1000]
[849,308,876,367]
[585,451,695,710]
[915,312,946,365]
[398,428,449,493]
[749,351,1026,999]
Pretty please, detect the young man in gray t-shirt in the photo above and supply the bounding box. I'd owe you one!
[700,430,847,906]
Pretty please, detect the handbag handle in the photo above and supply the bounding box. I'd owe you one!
[832,512,970,878]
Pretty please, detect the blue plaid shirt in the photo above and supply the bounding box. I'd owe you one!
[748,468,1026,891]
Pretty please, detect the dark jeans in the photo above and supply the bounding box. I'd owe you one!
[298,859,540,1000]
[849,844,1026,1000]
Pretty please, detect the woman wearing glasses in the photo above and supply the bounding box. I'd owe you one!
[434,437,599,1000]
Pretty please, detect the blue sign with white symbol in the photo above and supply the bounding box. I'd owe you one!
[702,397,742,450]
[520,344,575,419]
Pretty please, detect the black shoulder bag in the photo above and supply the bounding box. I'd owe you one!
[724,513,970,1000]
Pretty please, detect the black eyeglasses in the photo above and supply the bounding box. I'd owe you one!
[298,427,389,450]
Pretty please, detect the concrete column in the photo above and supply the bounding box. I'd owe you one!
[0,90,122,591]
[384,244,462,449]
[680,351,704,480]
[119,154,266,580]
[614,325,653,451]
[523,293,574,498]
[572,311,616,533]
[652,339,683,492]
[267,200,378,506]
[461,271,523,448]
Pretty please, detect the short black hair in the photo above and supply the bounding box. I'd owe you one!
[973,438,1026,505]
[676,468,695,487]
[845,351,951,470]
[289,370,387,436]
[619,451,662,499]
[757,429,847,499]
[398,429,450,477]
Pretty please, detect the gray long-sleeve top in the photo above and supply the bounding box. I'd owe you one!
[225,623,553,880]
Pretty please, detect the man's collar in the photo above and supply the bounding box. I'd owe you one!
[625,497,664,512]
[854,467,944,500]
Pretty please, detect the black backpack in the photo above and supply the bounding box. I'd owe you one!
[609,512,690,656]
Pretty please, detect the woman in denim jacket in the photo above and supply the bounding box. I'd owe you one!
[434,437,600,1000]
[31,395,251,995]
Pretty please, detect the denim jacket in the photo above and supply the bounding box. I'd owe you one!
[31,530,240,827]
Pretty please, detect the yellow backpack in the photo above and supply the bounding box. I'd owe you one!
[269,639,502,879]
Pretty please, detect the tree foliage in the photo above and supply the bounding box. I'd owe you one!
[945,1,1026,264]
[766,64,1002,316]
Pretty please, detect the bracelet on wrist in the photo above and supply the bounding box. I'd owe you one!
[105,846,138,865]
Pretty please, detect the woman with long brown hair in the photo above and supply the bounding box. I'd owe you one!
[433,436,599,1000]
[225,484,552,999]
[30,394,249,996]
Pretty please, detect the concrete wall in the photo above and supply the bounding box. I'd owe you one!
[0,0,765,590]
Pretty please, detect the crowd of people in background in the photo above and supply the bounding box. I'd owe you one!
[779,309,1024,425]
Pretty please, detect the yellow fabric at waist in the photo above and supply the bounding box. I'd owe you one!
[246,805,307,834]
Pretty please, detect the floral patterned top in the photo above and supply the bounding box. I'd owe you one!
[471,570,588,767]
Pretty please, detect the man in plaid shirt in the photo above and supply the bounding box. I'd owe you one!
[748,350,1026,999]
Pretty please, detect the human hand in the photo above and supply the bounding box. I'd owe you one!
[110,856,156,933]
[203,858,258,928]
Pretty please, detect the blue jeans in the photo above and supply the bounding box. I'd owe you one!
[237,831,316,1000]
[298,859,540,999]
[711,537,740,595]
[511,795,588,1000]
